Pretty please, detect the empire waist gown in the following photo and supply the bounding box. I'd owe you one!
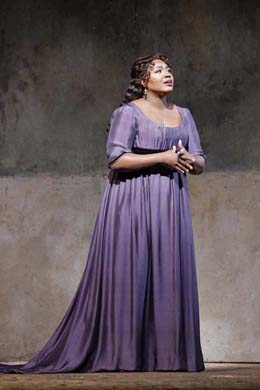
[0,101,206,374]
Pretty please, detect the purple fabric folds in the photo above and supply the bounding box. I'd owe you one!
[0,102,206,374]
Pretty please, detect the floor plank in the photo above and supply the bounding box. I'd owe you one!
[0,363,259,389]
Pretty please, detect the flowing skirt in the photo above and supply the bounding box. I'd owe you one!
[0,164,205,374]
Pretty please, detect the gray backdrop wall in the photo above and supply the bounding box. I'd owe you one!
[0,0,259,363]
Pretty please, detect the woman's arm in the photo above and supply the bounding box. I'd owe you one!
[110,149,193,174]
[109,151,164,170]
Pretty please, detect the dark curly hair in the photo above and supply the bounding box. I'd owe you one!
[106,52,172,132]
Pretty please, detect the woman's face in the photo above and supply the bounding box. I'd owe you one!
[143,59,174,94]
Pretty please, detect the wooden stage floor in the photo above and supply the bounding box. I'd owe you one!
[0,363,259,389]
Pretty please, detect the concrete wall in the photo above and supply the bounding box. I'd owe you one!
[0,0,259,362]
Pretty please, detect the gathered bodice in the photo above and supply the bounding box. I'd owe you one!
[127,101,189,151]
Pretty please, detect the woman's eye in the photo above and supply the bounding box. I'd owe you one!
[155,68,172,73]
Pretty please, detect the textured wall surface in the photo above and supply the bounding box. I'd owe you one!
[0,175,106,361]
[0,0,259,174]
[0,0,259,363]
[190,172,260,362]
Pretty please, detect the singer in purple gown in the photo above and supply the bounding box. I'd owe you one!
[0,53,206,374]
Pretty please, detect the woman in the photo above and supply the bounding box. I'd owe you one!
[0,53,206,374]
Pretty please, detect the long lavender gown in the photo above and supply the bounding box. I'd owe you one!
[0,101,206,374]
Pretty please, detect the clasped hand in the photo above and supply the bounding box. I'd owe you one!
[163,139,195,174]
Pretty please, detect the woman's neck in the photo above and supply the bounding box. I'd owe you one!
[142,92,169,110]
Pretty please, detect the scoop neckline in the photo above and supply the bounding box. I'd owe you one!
[128,101,183,129]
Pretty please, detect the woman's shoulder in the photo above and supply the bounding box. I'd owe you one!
[179,105,194,115]
[108,104,137,130]
[110,102,136,118]
[173,103,189,113]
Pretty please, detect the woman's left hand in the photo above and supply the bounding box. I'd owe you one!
[176,139,195,171]
[176,139,205,175]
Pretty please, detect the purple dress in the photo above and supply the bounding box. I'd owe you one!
[0,101,206,374]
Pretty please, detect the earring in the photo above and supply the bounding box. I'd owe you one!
[143,87,147,99]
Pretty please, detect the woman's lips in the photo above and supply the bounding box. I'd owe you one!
[164,82,173,85]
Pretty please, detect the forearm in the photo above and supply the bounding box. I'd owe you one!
[189,155,206,175]
[109,152,164,171]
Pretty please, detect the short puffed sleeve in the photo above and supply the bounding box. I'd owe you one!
[186,108,207,161]
[106,104,137,168]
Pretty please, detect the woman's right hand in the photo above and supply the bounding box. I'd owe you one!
[161,146,194,174]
